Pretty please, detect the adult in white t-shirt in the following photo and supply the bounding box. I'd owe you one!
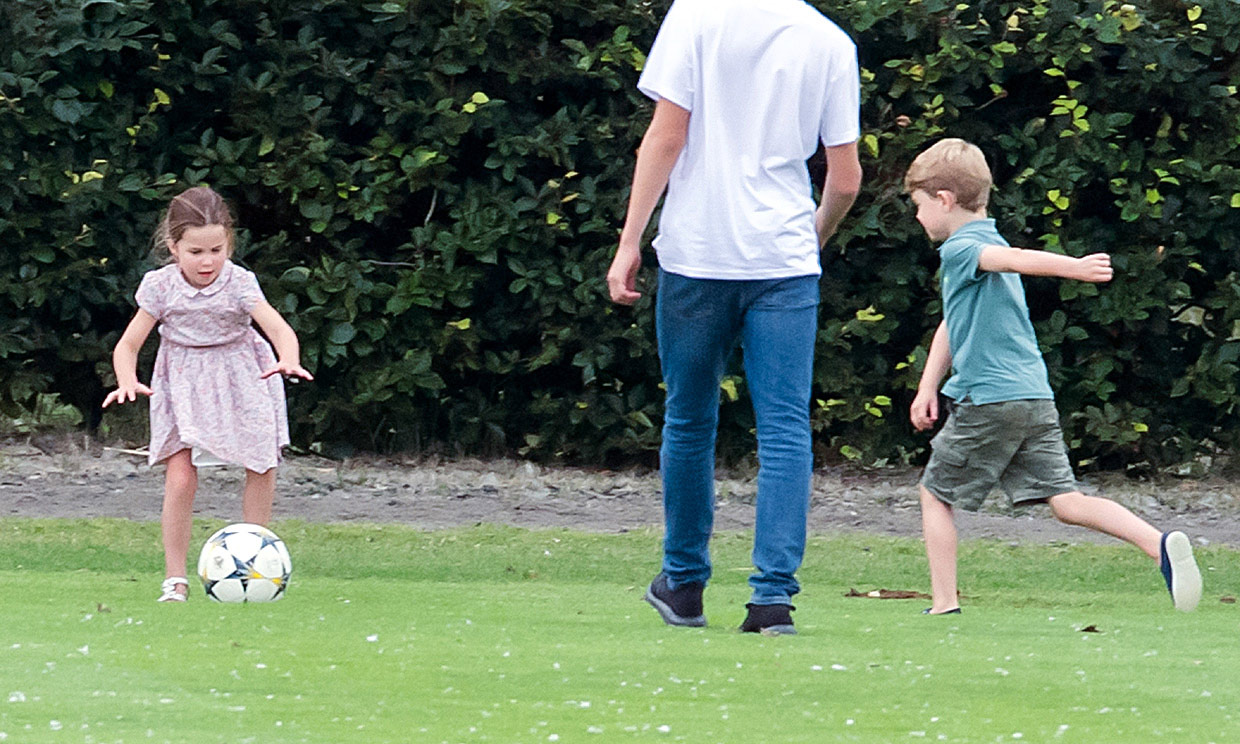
[606,0,862,635]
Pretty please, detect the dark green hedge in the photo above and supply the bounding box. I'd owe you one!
[3,0,1240,470]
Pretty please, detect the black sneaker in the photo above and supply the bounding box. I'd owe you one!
[644,573,706,627]
[740,603,796,635]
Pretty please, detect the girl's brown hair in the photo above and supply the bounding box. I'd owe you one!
[153,186,235,261]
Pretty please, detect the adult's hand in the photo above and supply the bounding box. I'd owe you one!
[606,245,643,305]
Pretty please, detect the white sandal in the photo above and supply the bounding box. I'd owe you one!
[158,576,189,602]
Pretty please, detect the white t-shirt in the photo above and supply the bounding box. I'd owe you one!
[638,0,860,279]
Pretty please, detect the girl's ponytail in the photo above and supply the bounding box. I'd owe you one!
[152,186,235,262]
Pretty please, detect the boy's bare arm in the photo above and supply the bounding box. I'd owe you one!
[978,245,1113,283]
[815,141,862,247]
[606,99,691,305]
[910,320,951,431]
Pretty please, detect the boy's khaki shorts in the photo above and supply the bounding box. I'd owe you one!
[921,399,1077,512]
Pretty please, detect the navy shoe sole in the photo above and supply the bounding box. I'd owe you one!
[644,585,706,627]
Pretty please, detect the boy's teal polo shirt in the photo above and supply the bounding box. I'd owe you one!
[938,219,1054,405]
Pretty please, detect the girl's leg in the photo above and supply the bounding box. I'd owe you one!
[1047,491,1161,558]
[920,485,960,613]
[161,449,197,595]
[242,468,277,526]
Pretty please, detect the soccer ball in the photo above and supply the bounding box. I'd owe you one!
[197,523,292,603]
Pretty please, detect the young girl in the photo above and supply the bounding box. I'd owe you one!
[103,186,313,602]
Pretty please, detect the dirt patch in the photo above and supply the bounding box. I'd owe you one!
[3,436,1239,547]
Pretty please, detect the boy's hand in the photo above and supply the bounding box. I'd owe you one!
[606,245,643,305]
[1072,253,1113,283]
[910,388,939,431]
[102,383,153,408]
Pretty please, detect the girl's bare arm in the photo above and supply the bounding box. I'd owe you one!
[250,301,313,380]
[103,310,158,407]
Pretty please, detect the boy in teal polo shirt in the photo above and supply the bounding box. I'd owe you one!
[905,138,1202,615]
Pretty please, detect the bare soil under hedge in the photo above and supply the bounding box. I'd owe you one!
[3,435,1239,549]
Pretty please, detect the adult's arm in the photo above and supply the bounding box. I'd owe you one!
[814,140,862,247]
[606,98,691,305]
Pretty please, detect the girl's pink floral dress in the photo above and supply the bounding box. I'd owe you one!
[136,261,289,473]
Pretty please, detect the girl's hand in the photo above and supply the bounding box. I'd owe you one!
[260,361,314,382]
[102,383,153,408]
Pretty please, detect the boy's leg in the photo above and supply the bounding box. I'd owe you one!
[655,270,741,589]
[242,467,277,526]
[739,275,818,606]
[1003,402,1159,557]
[920,485,960,613]
[1047,491,1201,611]
[920,401,1017,613]
[1045,491,1160,558]
[1006,401,1200,610]
[161,448,197,594]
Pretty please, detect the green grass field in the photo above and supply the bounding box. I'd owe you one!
[1,519,1237,743]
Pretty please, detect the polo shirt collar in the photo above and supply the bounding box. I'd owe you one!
[173,259,234,298]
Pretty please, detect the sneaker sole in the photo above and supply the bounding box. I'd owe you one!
[1165,531,1203,612]
[644,587,706,627]
[757,624,797,636]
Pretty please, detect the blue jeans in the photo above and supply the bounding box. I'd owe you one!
[655,269,819,605]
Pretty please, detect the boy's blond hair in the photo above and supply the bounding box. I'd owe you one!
[903,138,992,211]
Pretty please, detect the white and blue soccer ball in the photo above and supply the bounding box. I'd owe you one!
[197,523,292,603]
